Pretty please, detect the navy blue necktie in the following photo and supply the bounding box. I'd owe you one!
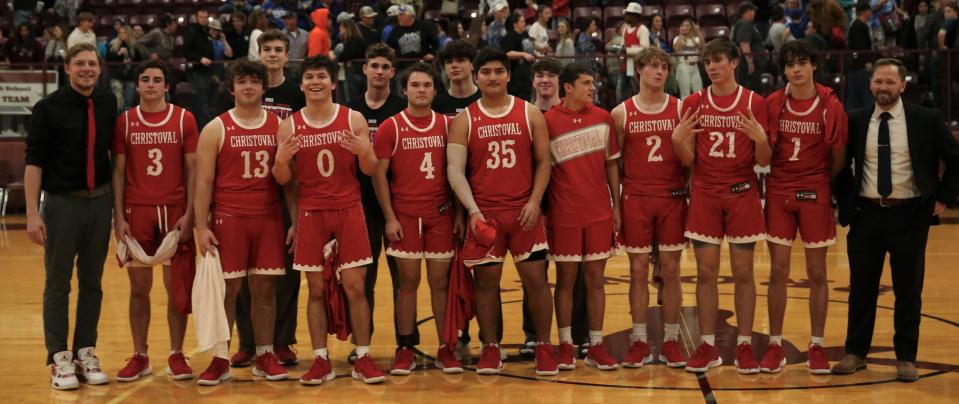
[877,112,892,198]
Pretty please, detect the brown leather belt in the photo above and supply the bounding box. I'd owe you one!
[861,197,920,207]
[63,184,112,198]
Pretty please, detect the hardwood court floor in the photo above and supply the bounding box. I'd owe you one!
[1,212,958,403]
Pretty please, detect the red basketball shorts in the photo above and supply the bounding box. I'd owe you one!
[212,211,286,278]
[124,204,186,267]
[764,188,836,248]
[685,188,766,244]
[294,202,373,272]
[547,218,617,262]
[386,208,455,260]
[463,208,549,267]
[621,194,688,254]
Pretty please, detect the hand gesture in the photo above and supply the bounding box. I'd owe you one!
[276,132,299,164]
[197,228,219,256]
[340,130,371,156]
[27,214,47,246]
[736,110,767,143]
[517,200,541,231]
[173,214,193,242]
[671,108,702,144]
[385,219,404,242]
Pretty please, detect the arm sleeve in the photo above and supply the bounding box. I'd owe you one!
[183,111,200,153]
[25,100,48,166]
[447,143,481,215]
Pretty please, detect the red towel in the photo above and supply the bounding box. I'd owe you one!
[170,240,196,315]
[323,240,352,341]
[443,243,475,346]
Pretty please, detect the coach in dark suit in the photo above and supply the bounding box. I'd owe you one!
[832,58,959,381]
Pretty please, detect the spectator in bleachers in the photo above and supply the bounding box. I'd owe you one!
[3,23,44,68]
[13,0,40,28]
[247,10,270,61]
[137,13,177,61]
[555,18,575,64]
[226,11,251,60]
[768,5,795,54]
[357,6,381,48]
[219,0,254,15]
[786,8,806,41]
[44,25,67,65]
[846,1,875,111]
[440,19,466,48]
[131,25,145,40]
[381,5,400,42]
[606,21,625,102]
[183,8,216,127]
[731,1,767,92]
[622,3,650,95]
[939,2,959,49]
[673,18,704,99]
[552,0,571,22]
[485,1,509,50]
[575,16,600,72]
[502,13,536,100]
[282,11,308,60]
[784,0,804,20]
[529,6,553,56]
[334,19,367,103]
[385,5,437,71]
[649,14,671,53]
[106,25,142,111]
[66,12,96,49]
[915,1,937,50]
[209,18,234,77]
[308,8,332,58]
[869,0,904,47]
[807,0,849,48]
[53,0,81,26]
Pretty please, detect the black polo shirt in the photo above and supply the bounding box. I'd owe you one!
[26,85,117,193]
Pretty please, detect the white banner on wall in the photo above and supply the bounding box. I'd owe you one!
[0,71,58,115]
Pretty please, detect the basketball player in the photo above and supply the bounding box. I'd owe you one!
[446,48,558,376]
[272,56,386,384]
[672,38,770,374]
[433,40,481,117]
[112,60,198,382]
[193,60,288,385]
[761,40,848,374]
[612,47,689,369]
[372,62,463,375]
[230,28,306,368]
[546,63,621,371]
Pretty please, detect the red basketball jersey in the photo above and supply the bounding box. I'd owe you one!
[292,105,361,210]
[683,85,768,195]
[465,96,534,211]
[766,88,846,195]
[374,109,450,216]
[545,103,619,226]
[620,95,686,197]
[213,109,281,216]
[114,104,198,206]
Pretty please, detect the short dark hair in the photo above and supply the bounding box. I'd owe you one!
[473,47,510,72]
[400,62,438,89]
[300,55,338,80]
[559,63,595,90]
[778,39,819,70]
[257,29,289,52]
[226,59,268,88]
[702,37,741,62]
[855,1,871,14]
[231,11,247,22]
[537,6,551,18]
[135,59,170,84]
[531,57,562,75]
[159,13,175,28]
[505,13,521,30]
[77,12,94,22]
[437,39,477,66]
[577,16,595,32]
[770,4,785,21]
[873,57,907,80]
[365,43,396,64]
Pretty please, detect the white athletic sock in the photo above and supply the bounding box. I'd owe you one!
[701,335,715,346]
[355,345,371,358]
[213,341,229,359]
[589,330,604,346]
[313,348,328,359]
[255,344,273,356]
[558,327,573,344]
[664,323,680,342]
[630,323,647,343]
[737,335,752,346]
[810,336,824,347]
[769,335,783,346]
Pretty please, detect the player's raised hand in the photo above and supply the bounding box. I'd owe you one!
[340,129,372,156]
[276,132,299,164]
[671,108,702,143]
[736,110,767,143]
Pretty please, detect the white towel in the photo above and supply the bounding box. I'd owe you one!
[116,231,181,267]
[192,252,230,352]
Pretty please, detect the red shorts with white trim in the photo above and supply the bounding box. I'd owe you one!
[386,207,455,260]
[547,218,617,262]
[621,194,688,254]
[124,204,186,267]
[463,208,549,267]
[212,211,286,278]
[685,188,766,244]
[294,203,373,272]
[764,189,836,248]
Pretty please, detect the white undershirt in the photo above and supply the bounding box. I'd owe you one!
[860,98,919,199]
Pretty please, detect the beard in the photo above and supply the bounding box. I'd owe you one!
[874,90,899,107]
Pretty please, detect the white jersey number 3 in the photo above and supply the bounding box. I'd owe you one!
[486,140,516,169]
[146,148,163,176]
[646,135,663,162]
